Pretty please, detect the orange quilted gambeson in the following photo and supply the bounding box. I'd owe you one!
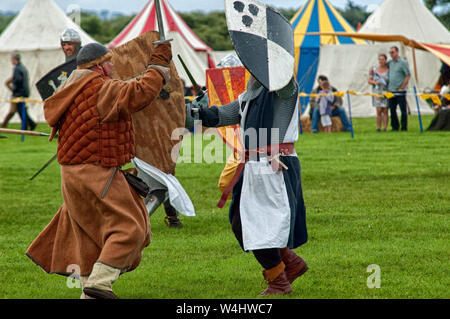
[57,76,135,168]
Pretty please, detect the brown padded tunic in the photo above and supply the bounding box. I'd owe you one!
[26,66,166,276]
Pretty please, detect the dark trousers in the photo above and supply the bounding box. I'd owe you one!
[388,92,408,131]
[16,102,36,130]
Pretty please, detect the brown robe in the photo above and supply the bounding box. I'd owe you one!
[26,67,166,276]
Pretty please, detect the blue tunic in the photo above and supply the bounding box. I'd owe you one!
[229,88,308,250]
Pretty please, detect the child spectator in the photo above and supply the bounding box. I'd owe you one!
[319,80,333,133]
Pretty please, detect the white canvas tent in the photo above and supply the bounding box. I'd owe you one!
[0,0,96,123]
[312,0,450,117]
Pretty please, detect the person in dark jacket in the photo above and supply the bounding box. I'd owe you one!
[2,53,36,130]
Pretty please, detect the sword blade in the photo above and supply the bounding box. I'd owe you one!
[29,154,57,180]
[101,167,118,199]
[152,0,172,44]
[154,0,166,41]
[177,54,205,100]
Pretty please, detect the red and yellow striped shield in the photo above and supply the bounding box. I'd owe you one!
[206,66,250,153]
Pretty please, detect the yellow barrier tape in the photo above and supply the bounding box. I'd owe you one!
[430,95,442,105]
[0,98,44,104]
[3,91,443,106]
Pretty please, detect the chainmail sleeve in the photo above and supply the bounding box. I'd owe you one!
[216,99,241,127]
[272,79,299,142]
[198,99,241,128]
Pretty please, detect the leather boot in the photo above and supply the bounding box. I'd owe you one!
[164,201,183,228]
[80,276,95,299]
[259,261,292,296]
[83,262,120,299]
[280,248,308,284]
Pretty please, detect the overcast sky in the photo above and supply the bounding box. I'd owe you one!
[0,0,385,14]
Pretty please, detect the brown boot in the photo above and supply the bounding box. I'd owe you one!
[83,262,120,299]
[164,201,183,228]
[259,262,292,296]
[280,248,308,284]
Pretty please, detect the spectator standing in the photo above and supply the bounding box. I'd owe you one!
[387,46,411,131]
[6,53,36,130]
[368,54,389,131]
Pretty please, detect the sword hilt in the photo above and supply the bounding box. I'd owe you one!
[153,38,173,45]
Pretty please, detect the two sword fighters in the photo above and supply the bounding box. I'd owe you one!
[22,0,308,298]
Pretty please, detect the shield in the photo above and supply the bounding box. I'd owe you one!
[206,66,249,154]
[110,31,185,175]
[225,0,295,91]
[35,59,77,100]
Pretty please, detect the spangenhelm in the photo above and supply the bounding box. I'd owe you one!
[60,28,81,43]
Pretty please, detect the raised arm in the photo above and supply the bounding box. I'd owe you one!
[96,43,172,122]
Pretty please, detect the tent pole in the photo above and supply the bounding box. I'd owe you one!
[411,47,423,133]
[414,86,424,133]
[412,46,419,83]
[346,92,354,138]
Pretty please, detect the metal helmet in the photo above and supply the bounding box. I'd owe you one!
[77,43,110,67]
[217,54,243,68]
[60,28,81,43]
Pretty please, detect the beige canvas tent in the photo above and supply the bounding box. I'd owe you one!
[312,0,450,117]
[0,0,96,123]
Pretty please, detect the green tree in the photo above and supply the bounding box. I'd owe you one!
[336,0,370,30]
[180,11,233,50]
[279,8,298,21]
[425,0,450,30]
[0,14,15,35]
[79,12,134,44]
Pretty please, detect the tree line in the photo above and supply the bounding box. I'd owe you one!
[0,1,448,50]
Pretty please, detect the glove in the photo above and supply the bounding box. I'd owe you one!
[150,42,172,66]
[191,92,209,110]
[185,102,200,130]
[147,64,171,84]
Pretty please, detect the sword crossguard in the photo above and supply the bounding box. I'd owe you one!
[152,38,173,45]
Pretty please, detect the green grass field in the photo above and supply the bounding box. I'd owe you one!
[0,115,449,299]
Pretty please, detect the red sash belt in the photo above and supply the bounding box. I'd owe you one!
[217,142,295,208]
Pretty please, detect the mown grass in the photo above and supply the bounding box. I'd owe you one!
[0,115,449,299]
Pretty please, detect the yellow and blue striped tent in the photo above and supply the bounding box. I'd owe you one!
[291,0,366,110]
